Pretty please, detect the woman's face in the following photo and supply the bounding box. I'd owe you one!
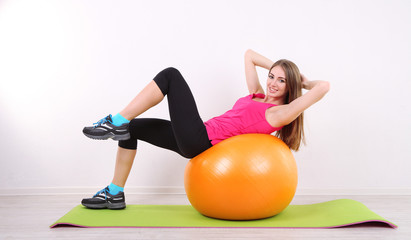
[266,65,287,101]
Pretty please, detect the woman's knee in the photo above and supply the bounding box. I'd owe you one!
[163,67,180,74]
[157,67,181,80]
[153,67,184,95]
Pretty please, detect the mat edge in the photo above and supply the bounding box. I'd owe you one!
[50,219,397,229]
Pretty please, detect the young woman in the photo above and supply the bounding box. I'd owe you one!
[81,49,330,209]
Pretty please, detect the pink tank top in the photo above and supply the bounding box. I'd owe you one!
[204,93,283,145]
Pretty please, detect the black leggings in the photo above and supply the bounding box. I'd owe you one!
[118,67,212,158]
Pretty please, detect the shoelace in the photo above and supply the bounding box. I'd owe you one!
[93,115,112,128]
[94,186,110,200]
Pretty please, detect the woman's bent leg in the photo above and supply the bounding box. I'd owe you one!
[83,73,171,140]
[119,80,164,121]
[152,67,212,158]
[111,147,137,187]
[112,118,183,191]
[118,118,183,154]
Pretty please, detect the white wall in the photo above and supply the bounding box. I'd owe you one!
[0,0,410,195]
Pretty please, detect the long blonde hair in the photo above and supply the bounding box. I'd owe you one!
[271,59,305,151]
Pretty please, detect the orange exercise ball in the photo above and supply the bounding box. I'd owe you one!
[184,134,298,220]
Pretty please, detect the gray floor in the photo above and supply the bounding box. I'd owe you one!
[0,194,409,240]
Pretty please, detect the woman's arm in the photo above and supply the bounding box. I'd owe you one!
[269,75,330,127]
[300,74,324,90]
[244,49,274,94]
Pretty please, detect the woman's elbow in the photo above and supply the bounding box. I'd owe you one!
[320,81,330,93]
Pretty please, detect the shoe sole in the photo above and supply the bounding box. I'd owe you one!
[83,132,130,141]
[82,202,126,210]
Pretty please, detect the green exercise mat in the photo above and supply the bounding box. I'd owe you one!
[50,199,397,229]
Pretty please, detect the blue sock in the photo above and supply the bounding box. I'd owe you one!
[111,113,130,126]
[108,182,124,195]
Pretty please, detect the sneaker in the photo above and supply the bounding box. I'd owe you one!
[83,114,130,140]
[81,186,126,209]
